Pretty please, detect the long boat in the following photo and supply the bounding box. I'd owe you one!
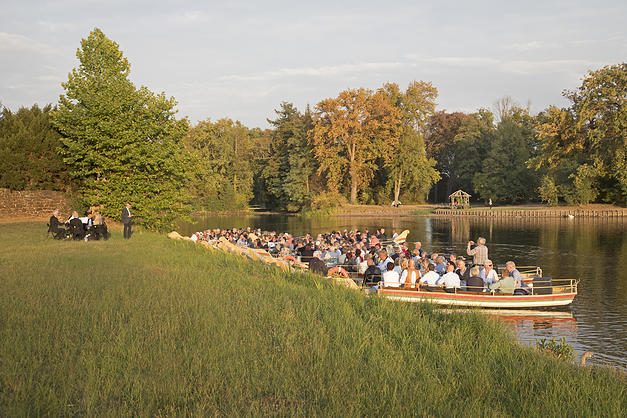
[376,279,579,308]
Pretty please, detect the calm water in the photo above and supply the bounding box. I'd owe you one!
[180,215,627,370]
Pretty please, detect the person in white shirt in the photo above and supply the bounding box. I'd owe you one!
[382,261,401,288]
[419,263,440,286]
[438,262,461,289]
[479,259,499,288]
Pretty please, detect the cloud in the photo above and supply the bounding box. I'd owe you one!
[0,31,54,53]
[505,41,561,51]
[218,61,405,81]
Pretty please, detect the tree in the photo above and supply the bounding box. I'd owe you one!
[382,81,440,204]
[262,103,317,211]
[425,110,494,201]
[0,104,70,191]
[472,111,539,202]
[185,118,255,210]
[312,88,400,203]
[51,28,190,229]
[532,63,626,205]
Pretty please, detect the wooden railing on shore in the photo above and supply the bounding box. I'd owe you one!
[433,208,627,218]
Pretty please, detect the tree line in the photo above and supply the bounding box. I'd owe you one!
[1,28,625,228]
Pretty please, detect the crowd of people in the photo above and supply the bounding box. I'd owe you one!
[48,209,109,241]
[189,226,527,294]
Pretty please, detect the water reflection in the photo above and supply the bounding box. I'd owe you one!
[180,214,626,371]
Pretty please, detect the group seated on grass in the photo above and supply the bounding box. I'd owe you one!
[47,209,109,241]
[188,227,528,294]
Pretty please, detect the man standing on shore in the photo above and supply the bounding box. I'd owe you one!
[122,203,134,239]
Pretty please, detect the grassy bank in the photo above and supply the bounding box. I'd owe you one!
[1,224,624,415]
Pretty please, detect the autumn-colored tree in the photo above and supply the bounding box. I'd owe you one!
[312,88,400,203]
[382,81,440,204]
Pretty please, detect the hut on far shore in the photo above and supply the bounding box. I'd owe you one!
[449,190,471,209]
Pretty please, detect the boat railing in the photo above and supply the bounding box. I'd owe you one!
[378,278,579,296]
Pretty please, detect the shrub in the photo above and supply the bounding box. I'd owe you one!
[536,337,575,361]
[538,175,559,206]
[309,191,347,212]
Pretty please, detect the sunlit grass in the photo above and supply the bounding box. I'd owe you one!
[0,223,624,415]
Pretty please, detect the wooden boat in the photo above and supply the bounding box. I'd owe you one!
[377,279,579,308]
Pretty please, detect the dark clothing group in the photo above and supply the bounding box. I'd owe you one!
[48,215,109,241]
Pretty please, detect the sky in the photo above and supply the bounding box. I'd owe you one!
[1,0,625,128]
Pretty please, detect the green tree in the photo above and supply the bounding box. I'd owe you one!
[425,110,495,201]
[185,118,255,210]
[0,104,70,191]
[51,28,190,229]
[262,103,317,211]
[472,109,539,203]
[532,63,626,205]
[382,81,440,204]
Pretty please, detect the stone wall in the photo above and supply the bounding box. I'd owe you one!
[0,188,70,218]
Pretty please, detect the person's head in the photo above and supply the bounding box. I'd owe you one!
[412,249,420,258]
[387,261,395,271]
[470,266,480,277]
[431,253,438,261]
[477,237,486,246]
[506,261,516,272]
[437,255,445,264]
[449,254,457,263]
[408,258,415,268]
[484,259,493,271]
[367,258,374,266]
[379,249,388,259]
[446,262,455,273]
[52,209,59,216]
[401,258,409,270]
[354,248,361,257]
[428,263,435,271]
[415,241,422,250]
[72,211,78,217]
[457,259,466,270]
[422,258,430,268]
[126,203,131,208]
[395,247,401,255]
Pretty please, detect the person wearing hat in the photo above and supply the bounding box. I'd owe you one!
[121,203,134,239]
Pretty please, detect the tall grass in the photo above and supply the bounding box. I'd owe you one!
[1,223,624,415]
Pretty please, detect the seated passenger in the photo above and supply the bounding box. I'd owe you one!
[363,258,383,286]
[505,261,525,288]
[435,255,447,275]
[455,259,471,287]
[479,259,498,288]
[437,262,460,289]
[400,258,420,288]
[377,249,393,272]
[466,266,485,292]
[419,263,440,286]
[382,261,401,287]
[489,272,516,294]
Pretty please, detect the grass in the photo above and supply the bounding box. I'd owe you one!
[1,223,625,416]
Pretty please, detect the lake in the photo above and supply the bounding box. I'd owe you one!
[179,214,626,371]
